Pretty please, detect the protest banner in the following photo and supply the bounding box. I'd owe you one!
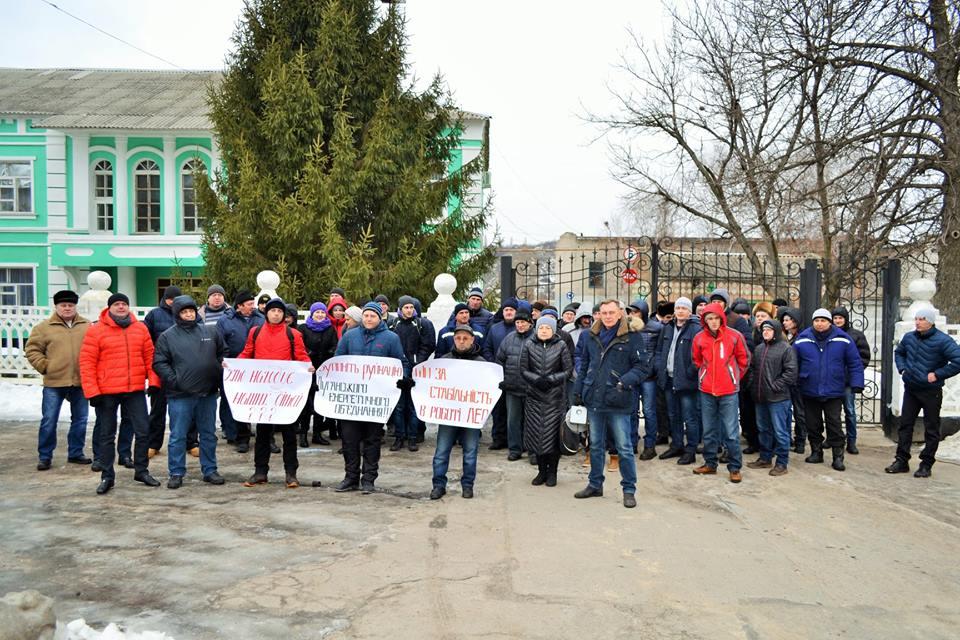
[222,358,313,424]
[314,355,403,423]
[411,359,503,429]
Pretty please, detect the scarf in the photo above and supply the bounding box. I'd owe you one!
[599,323,619,348]
[110,312,132,328]
[305,301,331,332]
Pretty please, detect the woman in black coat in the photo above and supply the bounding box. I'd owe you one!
[520,316,574,487]
[299,302,339,445]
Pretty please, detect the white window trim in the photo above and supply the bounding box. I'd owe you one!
[133,159,161,234]
[180,159,204,235]
[91,159,115,234]
[0,263,37,307]
[0,157,36,218]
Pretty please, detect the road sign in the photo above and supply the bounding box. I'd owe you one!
[566,291,574,300]
[621,268,639,284]
[623,246,639,263]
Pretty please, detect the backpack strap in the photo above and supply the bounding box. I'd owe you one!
[251,325,263,359]
[251,324,295,359]
[286,326,295,360]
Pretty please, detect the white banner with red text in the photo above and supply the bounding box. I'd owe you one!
[411,359,503,429]
[222,358,313,425]
[314,355,404,424]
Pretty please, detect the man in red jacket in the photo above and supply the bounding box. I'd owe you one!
[238,297,313,489]
[79,292,161,495]
[691,302,750,483]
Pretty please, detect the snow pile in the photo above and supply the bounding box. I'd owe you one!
[56,619,175,640]
[937,433,960,464]
[0,381,44,421]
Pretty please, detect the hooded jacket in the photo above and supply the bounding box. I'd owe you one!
[25,312,90,387]
[496,324,535,395]
[691,302,751,396]
[79,307,160,398]
[153,296,227,397]
[143,298,176,344]
[776,306,803,344]
[393,307,437,365]
[335,319,411,375]
[327,294,348,339]
[216,306,265,357]
[831,306,871,368]
[633,300,662,380]
[895,325,960,391]
[573,315,647,413]
[707,288,754,350]
[520,332,573,455]
[746,319,797,404]
[793,324,865,399]
[654,315,702,392]
[301,320,339,369]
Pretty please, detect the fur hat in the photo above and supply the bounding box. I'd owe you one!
[53,290,79,305]
[752,301,777,318]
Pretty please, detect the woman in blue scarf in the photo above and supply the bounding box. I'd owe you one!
[298,302,340,446]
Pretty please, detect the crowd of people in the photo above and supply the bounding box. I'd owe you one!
[23,283,960,505]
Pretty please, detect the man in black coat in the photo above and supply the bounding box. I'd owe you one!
[832,306,871,454]
[390,295,434,452]
[153,296,227,488]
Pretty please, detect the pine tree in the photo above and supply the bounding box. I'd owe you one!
[197,0,495,305]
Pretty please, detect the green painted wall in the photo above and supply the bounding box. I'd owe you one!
[127,137,163,151]
[0,144,47,227]
[175,137,211,151]
[50,242,205,267]
[136,267,170,304]
[0,119,17,133]
[89,136,115,148]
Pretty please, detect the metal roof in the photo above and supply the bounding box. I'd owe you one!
[0,68,220,130]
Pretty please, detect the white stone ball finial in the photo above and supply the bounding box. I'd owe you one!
[434,273,457,297]
[87,270,112,292]
[426,273,459,338]
[257,270,281,292]
[908,278,936,303]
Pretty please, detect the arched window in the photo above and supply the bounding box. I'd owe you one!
[93,160,113,232]
[134,159,160,233]
[181,159,204,232]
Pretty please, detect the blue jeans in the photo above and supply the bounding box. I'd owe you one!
[756,399,792,466]
[842,387,857,443]
[167,394,218,478]
[432,425,480,490]
[639,379,659,448]
[392,388,418,441]
[38,386,88,461]
[587,410,637,494]
[700,393,742,471]
[505,392,525,455]
[665,385,701,454]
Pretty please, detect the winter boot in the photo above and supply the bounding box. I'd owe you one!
[298,432,309,448]
[531,459,548,485]
[831,447,845,471]
[545,454,558,487]
[805,447,824,464]
[390,437,404,452]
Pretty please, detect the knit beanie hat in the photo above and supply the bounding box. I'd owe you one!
[362,301,384,317]
[264,297,286,314]
[536,316,557,333]
[453,302,470,315]
[501,297,518,310]
[206,284,226,297]
[467,287,484,300]
[107,292,129,307]
[674,296,693,311]
[234,290,255,307]
[812,308,832,321]
[162,285,182,301]
[345,305,363,324]
[915,307,937,324]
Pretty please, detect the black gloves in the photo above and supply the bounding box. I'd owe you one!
[616,381,625,392]
[534,377,553,391]
[397,378,415,390]
[147,385,161,397]
[88,395,103,408]
[573,394,584,406]
[498,381,507,390]
[852,387,864,394]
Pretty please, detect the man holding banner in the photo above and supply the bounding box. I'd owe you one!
[331,302,410,494]
[428,325,491,499]
[237,298,313,489]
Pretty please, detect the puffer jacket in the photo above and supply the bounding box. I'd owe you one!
[793,325,865,399]
[143,300,175,344]
[239,322,310,362]
[393,314,437,365]
[574,315,647,413]
[746,319,797,404]
[520,334,573,455]
[691,302,751,396]
[634,301,662,380]
[482,318,514,362]
[831,306,871,368]
[25,313,90,387]
[655,316,702,392]
[79,308,159,398]
[895,326,960,391]
[496,325,534,395]
[335,320,411,375]
[301,324,338,368]
[217,307,265,357]
[153,297,227,397]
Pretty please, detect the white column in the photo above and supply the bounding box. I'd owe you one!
[163,136,177,236]
[45,131,68,229]
[115,136,128,236]
[210,137,221,180]
[116,266,136,305]
[73,134,90,230]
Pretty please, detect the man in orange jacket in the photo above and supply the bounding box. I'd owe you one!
[691,302,751,483]
[238,297,313,489]
[79,293,161,495]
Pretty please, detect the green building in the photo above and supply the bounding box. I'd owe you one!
[0,68,489,307]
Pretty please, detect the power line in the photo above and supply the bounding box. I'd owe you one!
[36,0,192,72]
[493,148,578,234]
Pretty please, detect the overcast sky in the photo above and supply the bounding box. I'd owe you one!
[3,0,667,243]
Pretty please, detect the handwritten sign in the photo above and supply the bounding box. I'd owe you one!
[411,359,504,429]
[314,355,403,424]
[222,358,313,424]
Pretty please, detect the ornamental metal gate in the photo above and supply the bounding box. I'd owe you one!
[499,237,904,429]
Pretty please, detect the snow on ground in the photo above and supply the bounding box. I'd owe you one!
[56,619,175,640]
[937,432,960,464]
[0,381,45,422]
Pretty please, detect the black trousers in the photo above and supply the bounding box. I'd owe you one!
[656,387,670,440]
[340,419,383,484]
[739,387,759,448]
[490,396,507,446]
[789,386,807,443]
[148,388,197,450]
[297,386,323,437]
[895,387,943,466]
[97,391,150,481]
[253,423,298,475]
[804,397,844,450]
